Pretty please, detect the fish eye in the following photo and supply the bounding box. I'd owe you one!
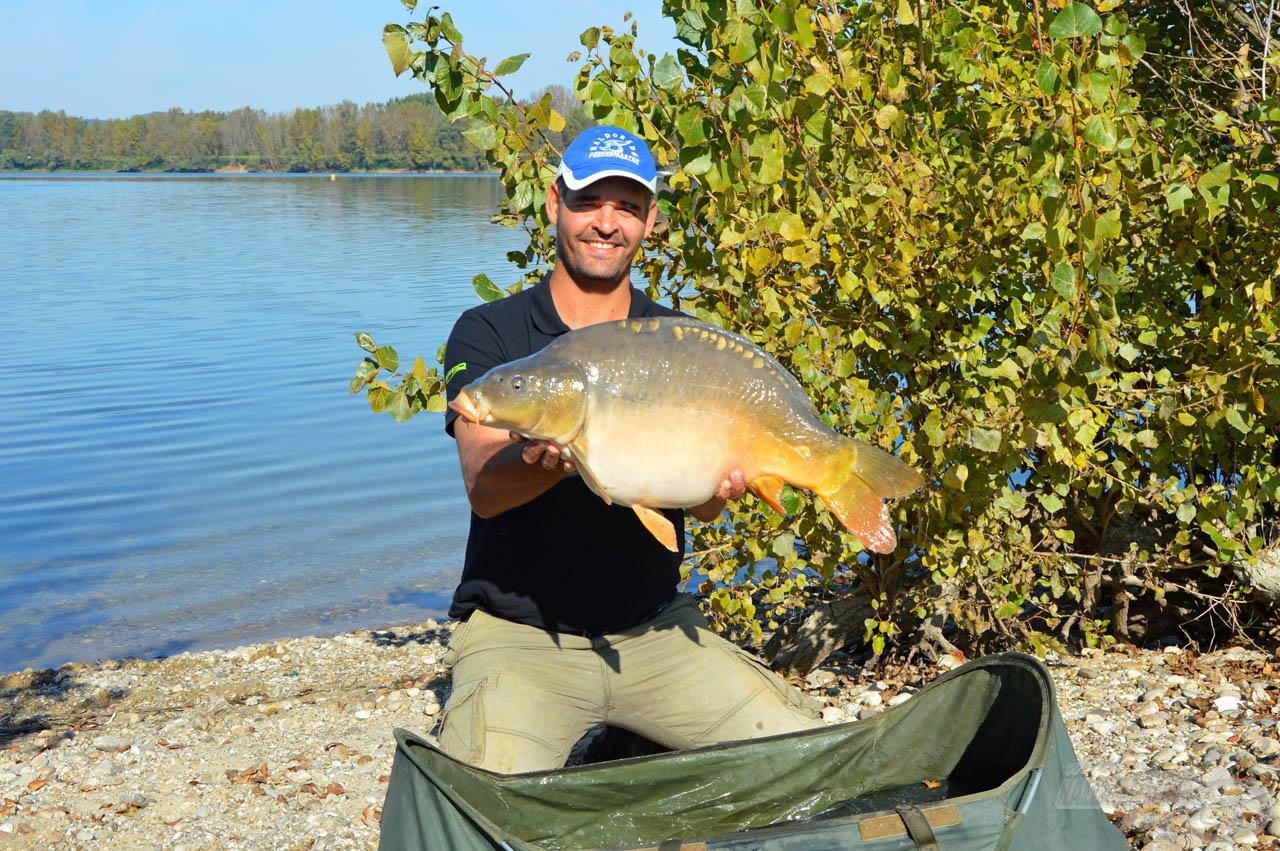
[511,376,524,392]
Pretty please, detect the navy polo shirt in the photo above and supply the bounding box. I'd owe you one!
[442,278,686,634]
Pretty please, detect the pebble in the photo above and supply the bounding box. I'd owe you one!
[1085,712,1116,735]
[1231,827,1258,845]
[806,670,837,688]
[1214,695,1242,713]
[1250,737,1280,758]
[92,735,132,753]
[1118,775,1144,795]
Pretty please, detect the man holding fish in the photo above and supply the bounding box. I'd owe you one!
[438,126,921,774]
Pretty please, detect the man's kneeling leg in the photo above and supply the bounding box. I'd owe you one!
[437,616,606,774]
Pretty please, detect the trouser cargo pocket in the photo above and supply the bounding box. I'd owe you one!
[438,674,492,766]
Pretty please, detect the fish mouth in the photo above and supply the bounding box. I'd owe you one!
[449,390,488,424]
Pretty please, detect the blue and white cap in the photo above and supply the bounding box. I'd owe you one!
[557,125,657,193]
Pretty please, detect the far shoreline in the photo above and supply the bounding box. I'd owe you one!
[0,167,499,176]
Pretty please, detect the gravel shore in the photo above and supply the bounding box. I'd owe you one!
[2,621,1278,850]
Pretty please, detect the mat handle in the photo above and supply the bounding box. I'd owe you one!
[895,803,941,850]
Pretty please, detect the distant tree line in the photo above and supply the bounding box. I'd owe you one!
[0,87,589,173]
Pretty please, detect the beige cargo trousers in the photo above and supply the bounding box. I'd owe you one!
[437,594,823,774]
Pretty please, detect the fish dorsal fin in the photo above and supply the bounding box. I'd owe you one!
[632,506,678,552]
[565,435,611,505]
[748,475,787,515]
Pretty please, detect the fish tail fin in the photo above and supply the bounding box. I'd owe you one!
[818,442,924,554]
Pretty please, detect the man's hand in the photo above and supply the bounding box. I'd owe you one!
[511,432,577,474]
[689,468,746,522]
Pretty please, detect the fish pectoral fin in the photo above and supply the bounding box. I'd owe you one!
[566,436,611,505]
[632,505,678,552]
[748,475,787,515]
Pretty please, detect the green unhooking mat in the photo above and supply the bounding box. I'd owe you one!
[378,652,1129,850]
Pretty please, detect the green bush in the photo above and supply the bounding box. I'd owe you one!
[370,0,1279,655]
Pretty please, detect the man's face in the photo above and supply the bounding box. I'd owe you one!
[547,176,657,287]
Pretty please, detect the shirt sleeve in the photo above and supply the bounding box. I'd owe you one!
[442,309,508,438]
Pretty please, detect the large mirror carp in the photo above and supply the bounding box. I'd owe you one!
[450,316,924,553]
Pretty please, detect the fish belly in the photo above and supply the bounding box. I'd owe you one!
[578,401,738,508]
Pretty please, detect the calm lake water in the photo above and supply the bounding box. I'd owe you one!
[0,174,530,672]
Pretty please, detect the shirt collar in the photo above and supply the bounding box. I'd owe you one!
[530,273,661,336]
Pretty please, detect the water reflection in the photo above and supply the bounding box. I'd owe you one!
[0,174,528,671]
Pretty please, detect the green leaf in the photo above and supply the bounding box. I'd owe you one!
[547,109,566,133]
[1048,3,1103,39]
[875,104,900,131]
[778,486,801,515]
[368,384,392,413]
[426,394,449,413]
[1176,503,1196,524]
[968,426,1003,453]
[580,27,600,49]
[1021,222,1046,241]
[412,356,427,383]
[462,121,496,150]
[355,332,377,353]
[473,273,504,302]
[494,53,529,76]
[1197,162,1233,191]
[1225,407,1249,434]
[438,12,462,44]
[727,20,757,63]
[676,108,708,146]
[652,54,683,91]
[349,359,378,394]
[375,346,399,373]
[1038,492,1065,513]
[383,26,413,77]
[1051,262,1077,300]
[1095,208,1121,241]
[1165,182,1194,212]
[1121,33,1145,59]
[387,391,413,423]
[771,532,796,557]
[896,0,916,26]
[1035,60,1059,95]
[751,132,784,184]
[779,213,806,241]
[1082,115,1117,149]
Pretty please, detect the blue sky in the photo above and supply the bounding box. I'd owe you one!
[0,1,680,119]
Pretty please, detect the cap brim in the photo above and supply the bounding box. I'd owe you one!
[558,162,656,193]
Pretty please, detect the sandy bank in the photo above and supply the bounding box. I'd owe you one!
[2,622,1278,849]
